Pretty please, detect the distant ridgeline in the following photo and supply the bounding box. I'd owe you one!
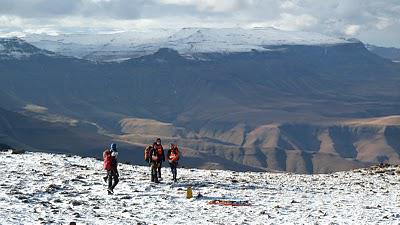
[0,143,13,150]
[0,28,399,173]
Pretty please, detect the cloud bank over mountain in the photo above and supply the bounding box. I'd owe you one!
[0,0,399,47]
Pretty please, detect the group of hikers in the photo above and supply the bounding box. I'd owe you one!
[102,138,180,194]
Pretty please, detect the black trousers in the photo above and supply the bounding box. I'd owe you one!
[107,169,119,190]
[169,162,178,180]
[157,161,162,178]
[151,161,161,182]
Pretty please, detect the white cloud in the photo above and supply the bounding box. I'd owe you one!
[375,17,392,30]
[158,0,250,12]
[274,13,318,31]
[344,24,361,36]
[0,0,399,47]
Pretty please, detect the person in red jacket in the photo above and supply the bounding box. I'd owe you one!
[103,143,119,194]
[153,138,165,179]
[167,143,180,182]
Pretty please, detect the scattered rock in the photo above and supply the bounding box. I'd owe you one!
[378,163,391,168]
[71,178,87,183]
[120,195,132,200]
[70,200,83,206]
[291,200,300,204]
[53,199,62,203]
[196,193,203,199]
[69,222,77,225]
[10,149,25,154]
[41,201,52,207]
[46,184,62,193]
[8,189,24,195]
[16,195,29,200]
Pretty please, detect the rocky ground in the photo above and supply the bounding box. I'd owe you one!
[0,151,399,225]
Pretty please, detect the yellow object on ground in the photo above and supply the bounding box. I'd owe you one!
[186,186,193,199]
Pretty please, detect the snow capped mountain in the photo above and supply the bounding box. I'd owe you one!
[1,150,399,224]
[161,27,350,55]
[0,37,56,59]
[22,28,351,62]
[23,29,176,62]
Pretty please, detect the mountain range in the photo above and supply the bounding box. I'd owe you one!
[1,28,399,173]
[366,44,400,62]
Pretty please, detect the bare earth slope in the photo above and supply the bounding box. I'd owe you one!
[118,116,400,173]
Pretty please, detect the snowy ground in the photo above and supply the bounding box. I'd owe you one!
[0,151,399,225]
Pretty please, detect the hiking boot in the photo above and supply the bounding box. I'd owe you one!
[108,188,114,194]
[103,176,108,183]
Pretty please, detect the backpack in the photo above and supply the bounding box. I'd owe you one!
[103,150,112,170]
[144,146,151,160]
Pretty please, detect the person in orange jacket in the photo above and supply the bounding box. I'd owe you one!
[167,143,180,182]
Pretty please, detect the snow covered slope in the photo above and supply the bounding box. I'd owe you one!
[0,37,56,59]
[23,28,350,61]
[23,29,174,62]
[1,151,399,224]
[159,27,349,55]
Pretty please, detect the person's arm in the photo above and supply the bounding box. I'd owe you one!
[103,149,109,159]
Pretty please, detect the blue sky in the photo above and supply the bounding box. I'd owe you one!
[0,0,399,47]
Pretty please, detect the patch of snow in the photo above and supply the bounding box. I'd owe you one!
[0,151,399,224]
[23,104,48,113]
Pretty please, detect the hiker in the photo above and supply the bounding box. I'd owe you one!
[167,143,180,182]
[103,143,119,194]
[152,138,165,179]
[149,144,162,183]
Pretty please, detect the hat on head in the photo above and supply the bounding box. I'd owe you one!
[110,143,117,151]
